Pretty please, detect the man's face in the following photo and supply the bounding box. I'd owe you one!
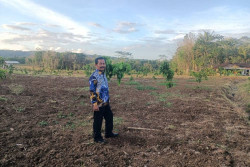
[95,59,106,72]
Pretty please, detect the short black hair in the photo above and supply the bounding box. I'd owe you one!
[95,57,105,65]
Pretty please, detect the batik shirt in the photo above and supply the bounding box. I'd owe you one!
[89,69,109,105]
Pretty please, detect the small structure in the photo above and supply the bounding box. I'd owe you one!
[220,63,250,76]
[3,61,20,68]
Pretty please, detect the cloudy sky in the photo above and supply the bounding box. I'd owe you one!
[0,0,250,60]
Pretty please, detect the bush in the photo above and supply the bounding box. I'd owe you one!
[113,62,131,86]
[8,65,14,75]
[0,69,7,80]
[0,56,4,66]
[160,61,174,88]
[83,64,93,77]
[190,70,208,83]
[166,81,174,88]
[246,103,250,113]
[129,76,134,81]
[203,68,216,76]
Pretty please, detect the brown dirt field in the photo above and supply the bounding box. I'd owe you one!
[0,74,249,167]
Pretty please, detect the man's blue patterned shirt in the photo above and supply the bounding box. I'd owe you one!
[89,69,109,105]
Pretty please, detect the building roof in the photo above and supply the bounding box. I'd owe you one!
[219,63,250,70]
[5,61,20,64]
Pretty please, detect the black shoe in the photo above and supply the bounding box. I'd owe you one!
[94,138,105,143]
[105,133,119,138]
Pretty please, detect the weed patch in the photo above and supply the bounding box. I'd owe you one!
[158,82,177,87]
[168,125,175,129]
[193,86,212,91]
[65,121,76,130]
[58,112,68,119]
[80,101,87,106]
[164,102,172,107]
[114,117,123,126]
[8,84,24,95]
[125,81,140,85]
[246,103,250,113]
[136,85,157,90]
[78,120,91,127]
[0,96,7,102]
[14,106,25,112]
[187,79,196,82]
[39,121,48,126]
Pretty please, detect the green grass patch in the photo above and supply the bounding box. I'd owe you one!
[0,96,7,102]
[125,81,140,85]
[146,101,154,106]
[114,94,120,98]
[65,121,76,130]
[242,81,250,93]
[78,120,91,127]
[39,121,48,126]
[159,97,166,102]
[185,85,212,91]
[14,106,25,112]
[150,92,158,96]
[193,86,212,91]
[246,103,250,113]
[57,112,68,119]
[80,101,87,106]
[150,92,180,106]
[114,117,123,126]
[69,87,89,92]
[187,79,196,82]
[69,112,74,117]
[81,87,90,91]
[168,125,175,129]
[8,84,24,95]
[136,85,157,90]
[164,102,172,107]
[158,82,177,86]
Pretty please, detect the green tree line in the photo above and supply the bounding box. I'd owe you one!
[171,31,250,75]
[26,51,162,75]
[26,51,91,70]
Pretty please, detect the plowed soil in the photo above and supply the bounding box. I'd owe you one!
[0,74,249,167]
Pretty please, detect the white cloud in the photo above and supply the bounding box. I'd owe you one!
[55,47,61,51]
[2,24,31,31]
[71,48,83,53]
[16,22,38,26]
[0,28,91,52]
[113,21,139,34]
[0,0,89,38]
[190,6,250,37]
[88,22,103,28]
[0,32,29,50]
[154,30,176,34]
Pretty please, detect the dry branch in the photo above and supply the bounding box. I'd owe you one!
[127,127,160,131]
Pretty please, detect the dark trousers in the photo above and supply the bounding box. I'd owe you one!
[93,105,113,139]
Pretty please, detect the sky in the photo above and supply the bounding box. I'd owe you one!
[0,0,250,60]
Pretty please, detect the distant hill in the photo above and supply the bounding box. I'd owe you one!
[0,50,152,63]
[0,50,34,58]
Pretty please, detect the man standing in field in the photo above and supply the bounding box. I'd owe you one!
[89,57,118,143]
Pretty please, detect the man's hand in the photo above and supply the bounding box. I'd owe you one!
[93,103,99,111]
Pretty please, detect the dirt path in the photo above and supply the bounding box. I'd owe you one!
[0,75,249,166]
